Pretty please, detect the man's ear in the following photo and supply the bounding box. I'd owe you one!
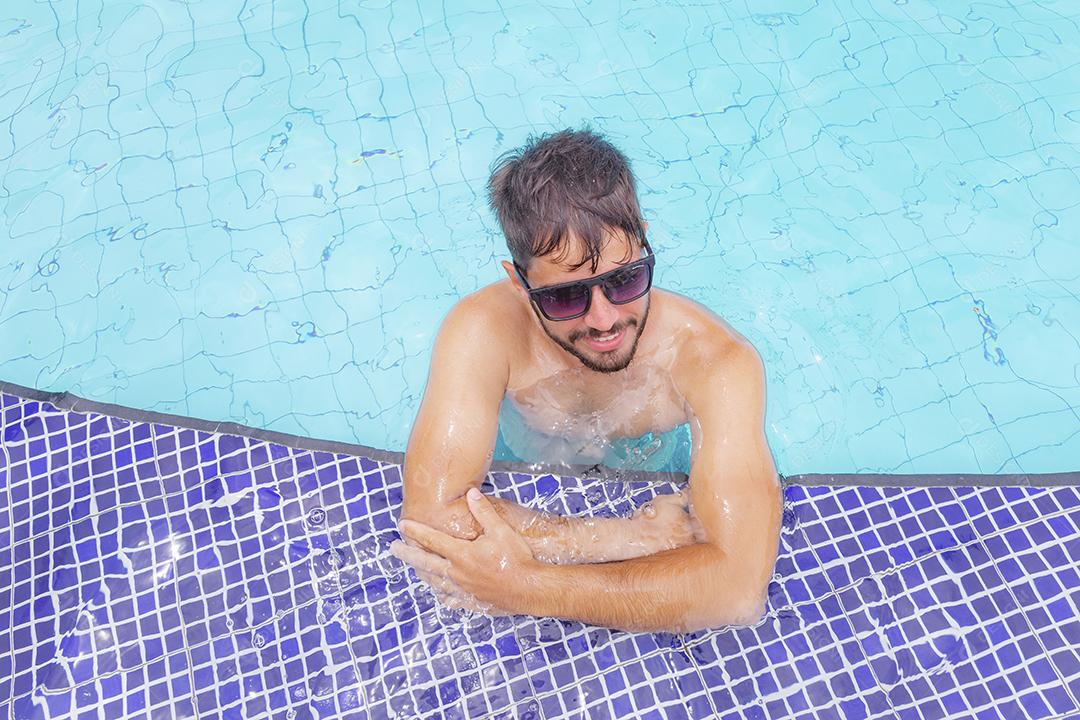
[501,260,526,293]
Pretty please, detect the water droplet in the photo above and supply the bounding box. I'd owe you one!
[326,547,346,568]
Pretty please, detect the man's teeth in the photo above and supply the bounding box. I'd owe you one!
[593,330,619,342]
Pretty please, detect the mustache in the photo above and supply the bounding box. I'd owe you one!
[569,319,636,343]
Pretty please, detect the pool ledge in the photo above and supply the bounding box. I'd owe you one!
[2,379,1075,487]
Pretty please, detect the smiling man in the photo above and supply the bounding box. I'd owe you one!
[390,127,782,633]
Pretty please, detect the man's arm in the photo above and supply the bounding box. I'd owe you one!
[401,296,696,565]
[524,339,783,630]
[399,294,507,539]
[397,335,782,631]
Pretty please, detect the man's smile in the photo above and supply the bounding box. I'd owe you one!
[552,313,647,373]
[582,326,625,351]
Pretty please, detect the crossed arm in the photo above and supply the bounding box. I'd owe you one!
[394,301,782,632]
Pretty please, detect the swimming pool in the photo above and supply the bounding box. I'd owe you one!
[2,1,1078,718]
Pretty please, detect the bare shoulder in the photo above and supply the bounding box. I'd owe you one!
[431,281,526,373]
[418,283,519,414]
[440,282,516,343]
[655,289,761,359]
[654,289,765,394]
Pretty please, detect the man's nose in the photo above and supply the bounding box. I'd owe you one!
[583,285,619,330]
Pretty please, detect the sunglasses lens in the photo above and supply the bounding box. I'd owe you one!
[604,264,651,304]
[538,284,590,319]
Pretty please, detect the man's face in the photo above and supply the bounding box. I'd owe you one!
[505,227,652,373]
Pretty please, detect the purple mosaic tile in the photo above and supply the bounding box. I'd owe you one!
[2,392,1079,719]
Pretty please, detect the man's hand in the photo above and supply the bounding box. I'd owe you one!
[391,488,542,612]
[629,491,706,554]
[393,489,706,611]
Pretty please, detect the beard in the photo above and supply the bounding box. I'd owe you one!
[540,298,651,373]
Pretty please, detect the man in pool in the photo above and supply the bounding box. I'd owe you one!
[390,127,782,633]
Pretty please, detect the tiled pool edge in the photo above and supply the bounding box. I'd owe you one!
[2,379,1074,488]
[3,379,1079,719]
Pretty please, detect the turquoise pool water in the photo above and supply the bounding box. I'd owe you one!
[0,1,1077,475]
[3,4,1080,719]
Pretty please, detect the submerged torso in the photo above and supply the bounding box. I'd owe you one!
[477,280,741,471]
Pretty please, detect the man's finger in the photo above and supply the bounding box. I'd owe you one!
[665,490,689,504]
[412,566,470,599]
[416,568,457,592]
[426,580,511,616]
[416,568,471,601]
[440,591,492,614]
[389,539,453,576]
[464,488,509,534]
[440,593,470,610]
[689,514,708,542]
[398,519,464,557]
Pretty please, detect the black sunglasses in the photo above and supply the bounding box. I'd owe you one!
[513,238,655,321]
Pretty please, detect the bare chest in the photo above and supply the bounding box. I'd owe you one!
[504,365,690,442]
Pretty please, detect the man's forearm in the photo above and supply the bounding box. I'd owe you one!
[488,497,659,564]
[404,493,678,564]
[513,542,770,633]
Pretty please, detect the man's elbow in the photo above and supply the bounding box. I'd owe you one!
[722,559,774,626]
[679,592,765,632]
[685,554,772,631]
[400,495,479,540]
[728,593,769,626]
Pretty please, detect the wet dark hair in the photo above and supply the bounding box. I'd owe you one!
[486,126,646,274]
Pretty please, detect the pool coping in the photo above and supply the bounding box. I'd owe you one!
[2,379,1076,487]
